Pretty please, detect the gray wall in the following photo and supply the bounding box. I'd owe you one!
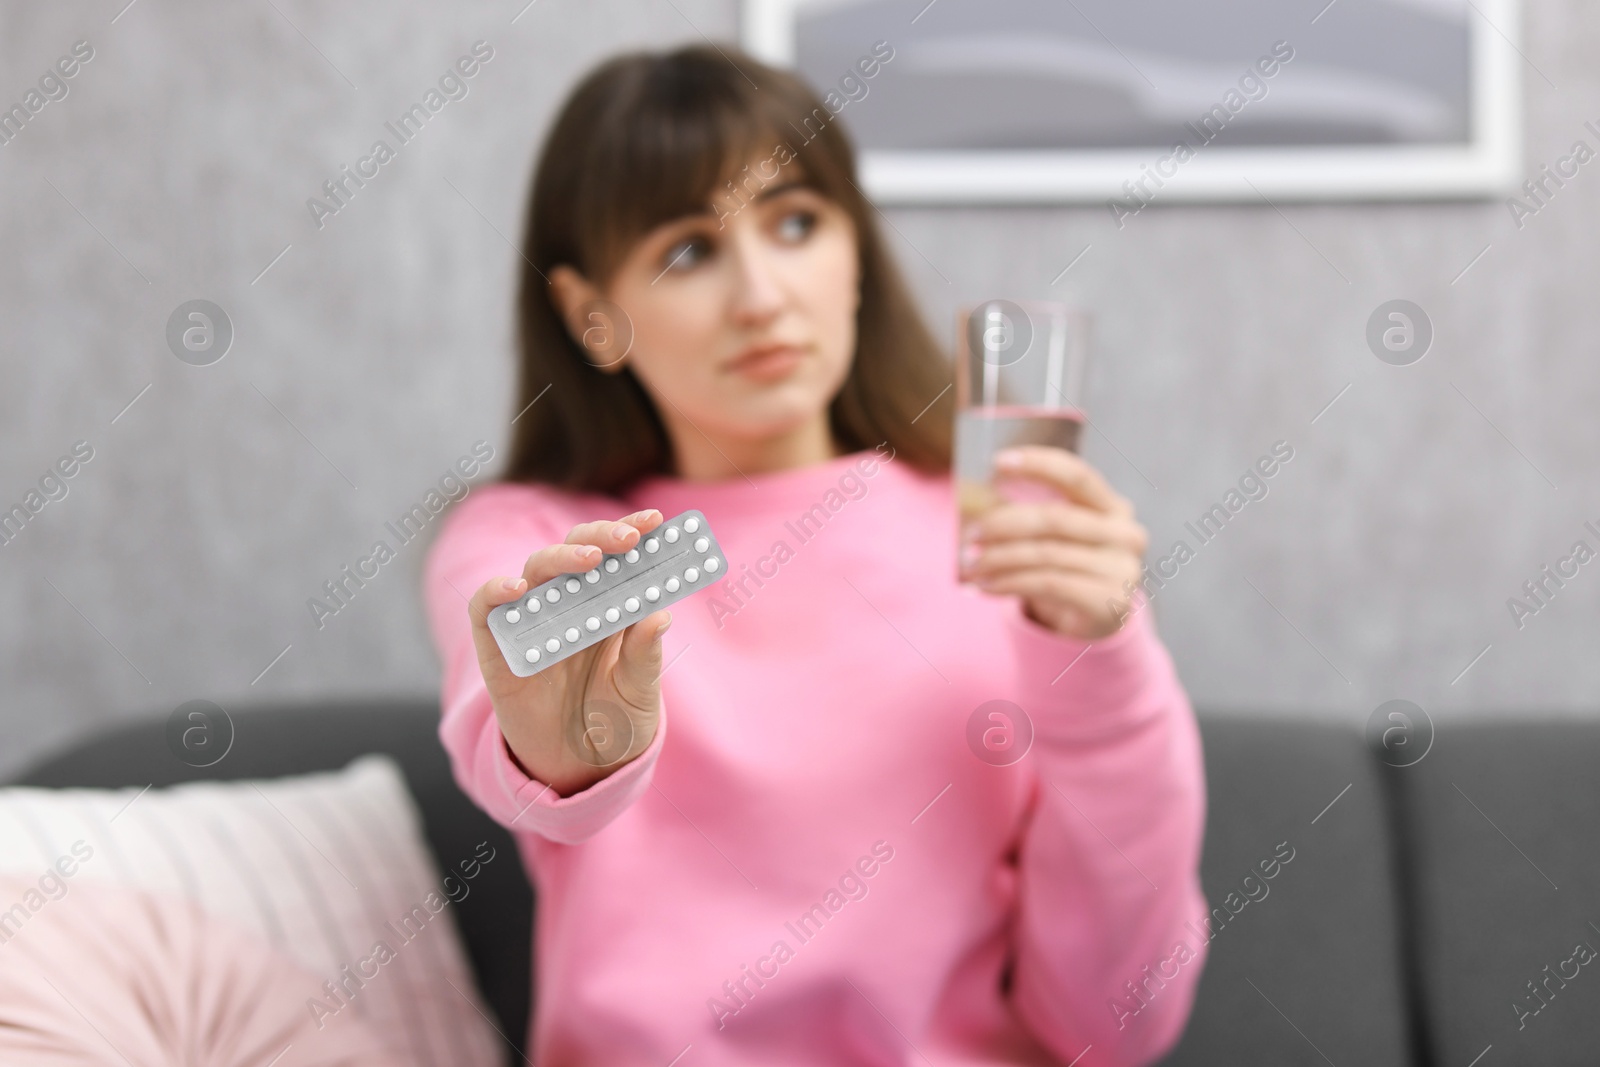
[2,0,1596,779]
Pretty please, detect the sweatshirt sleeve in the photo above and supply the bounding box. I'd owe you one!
[422,483,668,846]
[1002,597,1211,1067]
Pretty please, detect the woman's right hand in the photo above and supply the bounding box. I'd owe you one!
[467,509,671,797]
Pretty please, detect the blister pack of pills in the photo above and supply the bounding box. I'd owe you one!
[487,509,726,677]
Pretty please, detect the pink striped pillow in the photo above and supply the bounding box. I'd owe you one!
[0,872,403,1066]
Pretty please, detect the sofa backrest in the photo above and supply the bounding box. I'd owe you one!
[1387,719,1600,1067]
[1157,716,1419,1066]
[20,703,1598,1066]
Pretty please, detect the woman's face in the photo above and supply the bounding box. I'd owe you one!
[555,166,860,468]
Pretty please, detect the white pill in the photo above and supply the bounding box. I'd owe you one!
[644,537,660,553]
[585,569,601,583]
[605,558,620,573]
[524,648,540,663]
[546,589,561,603]
[705,556,720,572]
[545,637,560,653]
[526,597,541,613]
[564,627,580,643]
[665,576,680,593]
[605,607,620,623]
[645,586,661,602]
[625,549,640,563]
[664,527,680,543]
[505,610,520,624]
[685,517,700,532]
[566,578,581,593]
[694,537,709,552]
[585,617,600,632]
[685,567,700,582]
[625,596,641,612]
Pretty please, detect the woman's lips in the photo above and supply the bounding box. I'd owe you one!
[726,344,805,382]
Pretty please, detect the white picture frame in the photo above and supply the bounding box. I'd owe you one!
[741,0,1522,204]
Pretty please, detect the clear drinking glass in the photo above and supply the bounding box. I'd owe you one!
[954,299,1091,581]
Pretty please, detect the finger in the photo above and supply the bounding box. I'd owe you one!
[519,511,666,587]
[969,539,1133,585]
[612,609,671,707]
[521,542,606,588]
[974,500,1147,556]
[978,568,1129,624]
[563,510,663,552]
[468,575,529,683]
[992,445,1130,516]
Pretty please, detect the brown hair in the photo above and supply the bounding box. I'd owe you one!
[503,44,952,494]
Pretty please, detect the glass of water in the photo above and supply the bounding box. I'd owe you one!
[954,299,1091,581]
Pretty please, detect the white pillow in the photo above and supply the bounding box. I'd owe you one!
[0,755,505,1067]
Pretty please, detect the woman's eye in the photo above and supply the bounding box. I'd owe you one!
[775,209,816,243]
[662,235,711,272]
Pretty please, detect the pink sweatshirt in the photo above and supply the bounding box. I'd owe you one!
[422,444,1210,1067]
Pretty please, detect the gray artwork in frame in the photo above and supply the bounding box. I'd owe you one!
[742,0,1522,205]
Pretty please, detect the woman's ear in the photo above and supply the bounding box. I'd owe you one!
[549,265,629,372]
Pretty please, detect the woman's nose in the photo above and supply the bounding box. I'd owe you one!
[727,233,785,326]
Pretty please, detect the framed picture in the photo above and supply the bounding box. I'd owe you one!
[741,0,1522,205]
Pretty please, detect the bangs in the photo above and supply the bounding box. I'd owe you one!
[557,53,831,283]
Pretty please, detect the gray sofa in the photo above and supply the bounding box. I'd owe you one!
[15,701,1599,1066]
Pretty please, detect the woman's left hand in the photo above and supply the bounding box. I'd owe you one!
[964,444,1149,641]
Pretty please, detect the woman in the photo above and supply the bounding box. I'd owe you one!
[423,43,1209,1067]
